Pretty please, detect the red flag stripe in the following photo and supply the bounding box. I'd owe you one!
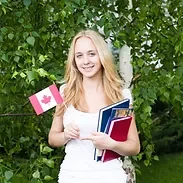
[29,94,44,115]
[49,84,63,104]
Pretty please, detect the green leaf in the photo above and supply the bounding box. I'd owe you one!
[27,71,37,82]
[144,159,150,166]
[32,170,40,179]
[18,18,24,24]
[76,16,85,24]
[15,11,22,17]
[164,92,169,99]
[1,0,7,3]
[61,10,66,17]
[23,0,31,7]
[12,71,19,78]
[15,50,23,56]
[97,17,105,27]
[42,158,54,168]
[44,175,53,181]
[2,54,8,62]
[46,159,54,168]
[19,137,30,143]
[104,24,111,38]
[1,27,7,34]
[32,31,40,37]
[140,113,148,121]
[39,55,47,62]
[14,56,20,62]
[26,36,35,46]
[11,85,16,93]
[37,68,49,77]
[42,146,53,154]
[114,40,121,48]
[8,33,14,39]
[175,94,181,102]
[74,0,80,5]
[5,171,13,180]
[23,32,29,39]
[137,59,144,67]
[20,72,26,78]
[24,23,32,29]
[18,63,24,68]
[49,74,57,81]
[144,106,151,114]
[2,6,6,14]
[154,155,159,161]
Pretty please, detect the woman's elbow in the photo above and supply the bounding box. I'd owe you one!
[48,132,55,147]
[132,143,141,155]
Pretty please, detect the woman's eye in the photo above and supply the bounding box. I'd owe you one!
[76,54,82,58]
[89,52,95,57]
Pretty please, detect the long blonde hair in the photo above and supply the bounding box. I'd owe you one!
[55,29,124,116]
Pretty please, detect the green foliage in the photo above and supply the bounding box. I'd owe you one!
[0,143,64,183]
[0,0,183,181]
[151,100,183,154]
[129,0,183,165]
[137,152,183,183]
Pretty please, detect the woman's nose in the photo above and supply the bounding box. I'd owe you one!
[83,55,90,65]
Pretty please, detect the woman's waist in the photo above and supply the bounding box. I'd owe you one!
[65,140,95,158]
[61,155,123,171]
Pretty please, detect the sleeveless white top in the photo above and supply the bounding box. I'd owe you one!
[58,85,133,182]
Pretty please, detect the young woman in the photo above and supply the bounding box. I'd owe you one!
[48,29,140,183]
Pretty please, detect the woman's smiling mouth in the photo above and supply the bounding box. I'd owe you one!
[82,65,94,71]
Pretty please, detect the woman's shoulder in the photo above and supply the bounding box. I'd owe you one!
[122,88,133,105]
[59,83,66,97]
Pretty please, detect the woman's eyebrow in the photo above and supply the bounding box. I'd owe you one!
[88,49,97,52]
[75,50,97,55]
[75,52,82,55]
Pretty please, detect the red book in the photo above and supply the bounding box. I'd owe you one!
[101,116,132,162]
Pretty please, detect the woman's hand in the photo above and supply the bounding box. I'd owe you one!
[64,123,80,141]
[81,132,115,150]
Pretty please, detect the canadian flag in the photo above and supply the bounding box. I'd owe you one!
[29,84,63,115]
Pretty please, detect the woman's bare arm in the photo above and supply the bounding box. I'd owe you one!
[48,106,69,147]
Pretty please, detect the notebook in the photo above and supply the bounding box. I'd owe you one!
[101,116,132,162]
[94,99,130,161]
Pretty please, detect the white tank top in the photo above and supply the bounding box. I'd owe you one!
[60,85,133,171]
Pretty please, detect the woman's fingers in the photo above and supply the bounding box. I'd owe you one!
[81,132,115,150]
[64,123,80,140]
[71,122,80,131]
[64,128,79,138]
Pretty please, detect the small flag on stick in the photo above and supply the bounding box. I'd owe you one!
[29,84,63,115]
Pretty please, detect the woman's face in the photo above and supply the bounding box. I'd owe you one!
[74,36,102,79]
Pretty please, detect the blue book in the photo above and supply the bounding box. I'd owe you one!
[94,99,130,161]
[104,107,134,135]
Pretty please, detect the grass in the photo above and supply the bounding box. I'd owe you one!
[136,152,183,183]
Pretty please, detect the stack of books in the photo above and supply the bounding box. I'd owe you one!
[94,99,133,162]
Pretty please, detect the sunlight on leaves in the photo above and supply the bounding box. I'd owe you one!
[23,0,31,7]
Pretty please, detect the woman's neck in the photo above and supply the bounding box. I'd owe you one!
[82,78,103,93]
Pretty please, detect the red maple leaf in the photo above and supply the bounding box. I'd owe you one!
[41,95,51,104]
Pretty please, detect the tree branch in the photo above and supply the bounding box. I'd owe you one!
[0,113,36,117]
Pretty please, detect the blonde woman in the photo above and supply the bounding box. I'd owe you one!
[48,29,140,183]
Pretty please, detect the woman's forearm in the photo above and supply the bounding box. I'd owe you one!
[48,131,69,147]
[111,139,140,156]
